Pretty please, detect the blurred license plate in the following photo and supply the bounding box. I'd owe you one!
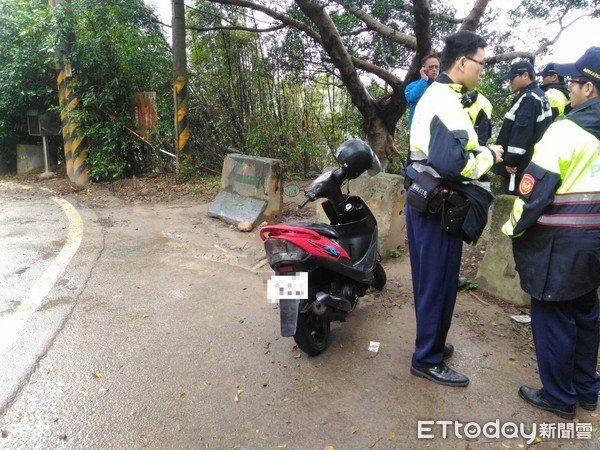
[266,272,308,303]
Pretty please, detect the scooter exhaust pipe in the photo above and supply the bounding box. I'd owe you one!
[312,291,352,322]
[315,291,352,312]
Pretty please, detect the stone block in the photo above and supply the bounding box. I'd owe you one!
[475,195,529,307]
[208,154,283,226]
[17,144,44,174]
[316,171,406,258]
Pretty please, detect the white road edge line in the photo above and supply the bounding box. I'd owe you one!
[0,197,83,350]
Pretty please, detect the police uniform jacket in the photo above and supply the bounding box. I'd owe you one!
[540,83,570,119]
[495,82,552,174]
[502,97,600,301]
[408,74,496,244]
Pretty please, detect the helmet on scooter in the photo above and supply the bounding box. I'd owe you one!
[334,139,381,179]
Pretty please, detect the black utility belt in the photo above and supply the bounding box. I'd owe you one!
[406,171,470,234]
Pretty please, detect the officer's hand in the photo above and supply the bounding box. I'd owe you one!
[505,166,517,174]
[419,66,429,80]
[489,145,504,164]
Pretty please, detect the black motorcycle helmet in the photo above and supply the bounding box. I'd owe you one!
[334,139,381,179]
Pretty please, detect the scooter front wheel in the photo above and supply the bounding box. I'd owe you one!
[294,310,331,356]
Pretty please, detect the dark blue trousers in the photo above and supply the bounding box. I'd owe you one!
[406,203,463,367]
[531,290,600,406]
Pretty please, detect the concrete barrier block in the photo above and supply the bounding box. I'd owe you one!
[208,154,283,227]
[17,144,44,174]
[475,195,529,307]
[316,171,406,258]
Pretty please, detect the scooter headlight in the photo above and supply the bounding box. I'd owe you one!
[264,238,309,264]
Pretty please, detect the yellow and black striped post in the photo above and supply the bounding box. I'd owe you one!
[51,0,89,185]
[172,0,189,171]
[174,75,189,158]
[57,66,73,179]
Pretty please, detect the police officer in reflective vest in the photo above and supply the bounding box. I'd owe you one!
[502,47,600,419]
[537,63,570,120]
[405,31,504,387]
[463,90,493,145]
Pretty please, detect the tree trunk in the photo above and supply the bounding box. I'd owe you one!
[365,116,397,172]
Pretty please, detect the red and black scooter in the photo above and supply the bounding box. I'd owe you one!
[259,139,386,355]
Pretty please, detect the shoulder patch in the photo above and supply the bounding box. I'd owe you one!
[519,174,535,195]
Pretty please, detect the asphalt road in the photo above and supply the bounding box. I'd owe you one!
[0,180,597,449]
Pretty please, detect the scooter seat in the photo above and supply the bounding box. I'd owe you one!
[287,222,339,240]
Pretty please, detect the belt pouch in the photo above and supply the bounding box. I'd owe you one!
[441,200,469,233]
[406,171,441,213]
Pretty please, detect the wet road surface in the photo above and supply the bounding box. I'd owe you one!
[0,180,597,449]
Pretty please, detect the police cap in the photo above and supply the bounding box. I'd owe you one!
[500,60,535,81]
[554,47,600,87]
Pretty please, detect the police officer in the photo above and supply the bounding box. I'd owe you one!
[463,89,493,145]
[405,31,504,387]
[537,63,570,120]
[502,47,600,419]
[494,61,552,194]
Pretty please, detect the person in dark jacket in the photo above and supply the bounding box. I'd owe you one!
[494,61,552,194]
[537,63,570,119]
[502,47,600,420]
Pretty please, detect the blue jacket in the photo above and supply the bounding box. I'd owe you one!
[405,78,432,129]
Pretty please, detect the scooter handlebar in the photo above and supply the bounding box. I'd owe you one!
[298,196,311,209]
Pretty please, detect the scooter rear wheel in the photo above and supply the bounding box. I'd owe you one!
[294,310,331,356]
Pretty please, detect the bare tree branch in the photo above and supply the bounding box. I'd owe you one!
[187,23,286,33]
[459,0,491,32]
[294,0,376,120]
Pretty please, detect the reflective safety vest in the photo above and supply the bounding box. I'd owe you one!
[409,76,495,185]
[502,119,600,235]
[502,97,600,301]
[542,84,570,119]
[465,92,493,145]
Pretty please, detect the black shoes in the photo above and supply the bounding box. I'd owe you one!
[458,276,468,290]
[579,399,597,411]
[442,343,454,360]
[411,363,469,387]
[518,386,576,420]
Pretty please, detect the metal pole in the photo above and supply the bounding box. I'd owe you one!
[42,136,50,173]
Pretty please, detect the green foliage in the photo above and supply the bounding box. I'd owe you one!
[184,3,365,177]
[387,248,403,258]
[466,280,479,290]
[53,0,173,180]
[0,0,55,168]
[0,0,173,179]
